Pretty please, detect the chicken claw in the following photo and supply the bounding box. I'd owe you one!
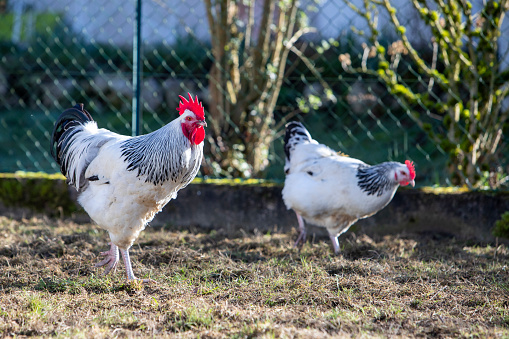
[120,248,155,284]
[294,232,307,248]
[95,242,119,276]
[293,212,307,248]
[329,235,340,255]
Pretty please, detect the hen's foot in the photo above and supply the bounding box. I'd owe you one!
[330,235,340,255]
[294,230,307,248]
[293,212,307,248]
[95,242,119,276]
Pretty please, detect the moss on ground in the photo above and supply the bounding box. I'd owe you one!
[1,172,507,222]
[0,174,77,216]
[0,172,280,217]
[1,171,280,186]
[6,171,509,191]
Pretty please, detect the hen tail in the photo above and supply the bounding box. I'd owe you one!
[50,104,101,191]
[283,122,313,173]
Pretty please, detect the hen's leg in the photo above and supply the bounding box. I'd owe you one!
[95,242,120,275]
[294,212,307,248]
[329,235,340,254]
[119,248,154,284]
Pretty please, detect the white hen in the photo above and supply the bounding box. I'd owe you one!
[282,122,415,254]
[50,93,206,282]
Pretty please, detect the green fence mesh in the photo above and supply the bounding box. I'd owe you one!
[0,0,507,188]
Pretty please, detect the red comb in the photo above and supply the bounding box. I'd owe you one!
[176,93,205,120]
[405,160,416,180]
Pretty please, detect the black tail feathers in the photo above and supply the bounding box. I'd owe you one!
[50,103,93,168]
[283,121,313,161]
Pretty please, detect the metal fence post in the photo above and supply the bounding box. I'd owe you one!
[132,0,142,136]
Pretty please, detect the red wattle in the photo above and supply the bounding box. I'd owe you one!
[192,126,205,145]
[182,124,205,145]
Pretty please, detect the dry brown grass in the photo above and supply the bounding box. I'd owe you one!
[0,215,507,338]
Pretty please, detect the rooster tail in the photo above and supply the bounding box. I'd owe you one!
[283,122,313,173]
[51,104,93,164]
[50,104,96,190]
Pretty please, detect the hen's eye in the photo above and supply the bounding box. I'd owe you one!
[400,171,405,175]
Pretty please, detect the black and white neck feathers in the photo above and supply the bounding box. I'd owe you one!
[284,122,314,173]
[356,162,400,197]
[120,120,203,186]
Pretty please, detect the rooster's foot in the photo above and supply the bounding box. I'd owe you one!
[126,278,156,285]
[120,248,154,284]
[95,242,120,276]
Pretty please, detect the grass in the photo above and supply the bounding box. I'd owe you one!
[0,215,507,338]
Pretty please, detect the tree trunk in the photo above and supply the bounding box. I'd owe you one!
[203,0,302,178]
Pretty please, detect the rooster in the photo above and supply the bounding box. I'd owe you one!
[50,93,206,283]
[282,122,415,254]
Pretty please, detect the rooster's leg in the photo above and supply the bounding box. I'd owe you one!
[119,248,154,284]
[329,235,340,254]
[95,242,119,276]
[294,212,307,248]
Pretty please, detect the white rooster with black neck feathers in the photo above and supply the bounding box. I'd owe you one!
[282,122,416,254]
[51,93,206,283]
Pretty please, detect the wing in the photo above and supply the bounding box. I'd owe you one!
[288,142,361,172]
[283,154,361,206]
[59,121,126,191]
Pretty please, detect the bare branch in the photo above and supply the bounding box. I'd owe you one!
[289,44,337,104]
[244,0,255,51]
[428,39,438,91]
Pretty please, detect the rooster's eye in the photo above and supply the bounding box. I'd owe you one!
[186,116,192,121]
[400,171,405,175]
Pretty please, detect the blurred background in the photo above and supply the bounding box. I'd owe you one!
[0,0,507,188]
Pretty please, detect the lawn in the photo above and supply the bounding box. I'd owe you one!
[0,215,507,338]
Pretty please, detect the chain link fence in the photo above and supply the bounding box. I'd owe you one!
[0,0,508,187]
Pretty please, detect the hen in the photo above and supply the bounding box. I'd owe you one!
[50,93,206,282]
[282,122,415,254]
